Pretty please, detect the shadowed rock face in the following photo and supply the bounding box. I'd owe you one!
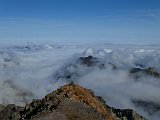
[79,56,103,67]
[0,104,23,120]
[0,83,146,120]
[55,56,116,81]
[132,100,160,115]
[109,107,146,120]
[130,67,160,79]
[79,56,97,66]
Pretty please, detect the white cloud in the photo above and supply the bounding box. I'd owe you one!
[0,43,160,119]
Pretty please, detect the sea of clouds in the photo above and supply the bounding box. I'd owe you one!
[0,43,160,120]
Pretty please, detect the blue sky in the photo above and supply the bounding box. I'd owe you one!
[0,0,160,45]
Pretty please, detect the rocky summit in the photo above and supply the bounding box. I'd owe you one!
[0,83,146,120]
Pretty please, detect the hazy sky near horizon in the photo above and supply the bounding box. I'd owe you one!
[0,0,160,45]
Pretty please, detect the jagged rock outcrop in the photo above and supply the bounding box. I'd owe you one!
[0,83,146,120]
[130,67,160,79]
[0,104,23,120]
[109,107,146,120]
[55,56,116,81]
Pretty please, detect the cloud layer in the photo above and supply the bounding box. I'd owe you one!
[0,44,160,119]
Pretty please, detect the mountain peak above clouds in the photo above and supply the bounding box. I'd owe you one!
[0,83,146,120]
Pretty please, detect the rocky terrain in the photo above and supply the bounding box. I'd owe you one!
[0,83,146,120]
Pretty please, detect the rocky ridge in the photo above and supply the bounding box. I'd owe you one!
[0,83,146,120]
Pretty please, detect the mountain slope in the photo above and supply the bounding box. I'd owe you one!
[0,83,146,120]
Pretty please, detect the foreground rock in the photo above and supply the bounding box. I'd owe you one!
[0,83,146,120]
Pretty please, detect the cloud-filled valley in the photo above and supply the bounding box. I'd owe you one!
[0,44,160,120]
